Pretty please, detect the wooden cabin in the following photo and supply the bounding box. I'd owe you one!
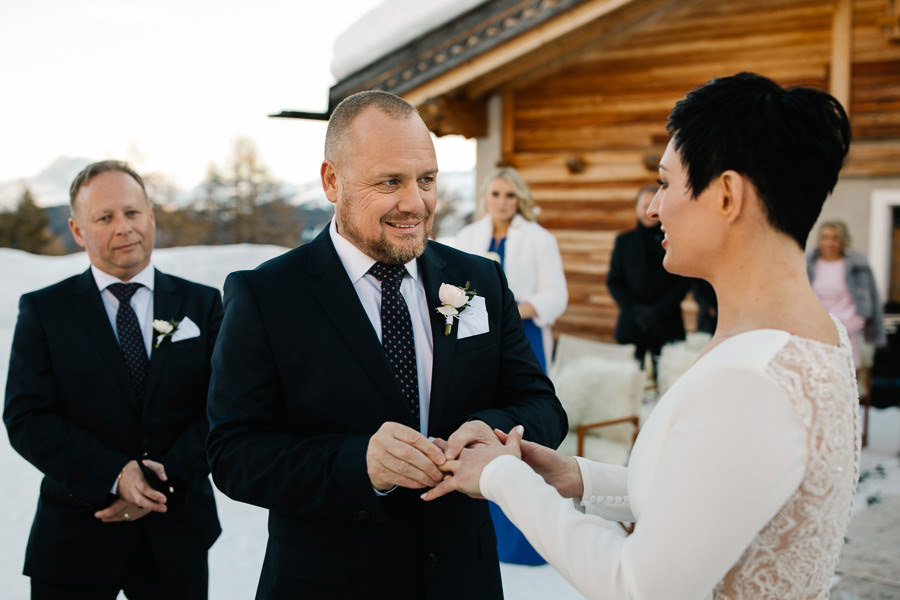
[320,0,900,341]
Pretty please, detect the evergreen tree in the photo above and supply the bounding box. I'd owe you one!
[8,188,61,254]
[200,137,302,246]
[0,208,12,247]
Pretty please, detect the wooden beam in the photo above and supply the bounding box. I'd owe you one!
[403,0,636,106]
[830,0,853,113]
[419,96,487,138]
[502,91,516,161]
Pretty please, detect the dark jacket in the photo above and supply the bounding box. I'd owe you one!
[607,223,690,352]
[207,228,567,599]
[3,268,222,585]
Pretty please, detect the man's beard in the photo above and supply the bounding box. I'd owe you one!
[337,211,431,265]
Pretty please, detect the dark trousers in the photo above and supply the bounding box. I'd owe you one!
[31,535,208,600]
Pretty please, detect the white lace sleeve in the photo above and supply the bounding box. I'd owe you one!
[480,364,807,600]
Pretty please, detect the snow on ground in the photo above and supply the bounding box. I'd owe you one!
[1,245,898,599]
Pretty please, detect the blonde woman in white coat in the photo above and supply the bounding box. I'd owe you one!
[454,168,568,372]
[453,167,568,566]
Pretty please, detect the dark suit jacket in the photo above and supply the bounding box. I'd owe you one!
[3,268,222,586]
[607,224,690,351]
[207,229,568,599]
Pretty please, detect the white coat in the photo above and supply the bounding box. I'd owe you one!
[452,214,568,366]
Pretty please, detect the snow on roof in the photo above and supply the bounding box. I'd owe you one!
[330,0,489,81]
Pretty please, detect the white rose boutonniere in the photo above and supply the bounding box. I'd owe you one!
[152,319,180,348]
[436,282,476,336]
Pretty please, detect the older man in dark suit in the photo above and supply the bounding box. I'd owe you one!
[4,161,221,599]
[207,90,567,599]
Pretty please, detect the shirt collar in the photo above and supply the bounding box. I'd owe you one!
[91,263,155,292]
[328,217,419,283]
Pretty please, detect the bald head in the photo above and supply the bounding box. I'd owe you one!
[324,90,419,163]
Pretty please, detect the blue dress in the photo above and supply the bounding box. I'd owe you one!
[487,237,547,565]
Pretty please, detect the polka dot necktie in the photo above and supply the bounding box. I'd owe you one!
[368,262,419,421]
[107,283,149,404]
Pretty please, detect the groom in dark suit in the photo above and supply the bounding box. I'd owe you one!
[207,90,567,599]
[4,161,221,599]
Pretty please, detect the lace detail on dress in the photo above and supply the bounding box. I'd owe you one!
[713,318,860,600]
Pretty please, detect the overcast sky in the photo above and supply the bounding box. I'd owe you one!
[0,0,475,191]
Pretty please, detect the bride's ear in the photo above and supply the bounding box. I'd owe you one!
[718,170,745,224]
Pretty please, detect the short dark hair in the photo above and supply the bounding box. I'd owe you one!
[324,90,418,162]
[69,160,148,212]
[666,72,851,248]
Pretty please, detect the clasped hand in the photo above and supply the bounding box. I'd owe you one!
[366,420,511,492]
[367,421,584,501]
[94,459,168,523]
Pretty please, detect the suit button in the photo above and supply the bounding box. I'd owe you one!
[357,510,370,520]
[425,552,438,567]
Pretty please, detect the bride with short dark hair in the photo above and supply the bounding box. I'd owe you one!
[424,72,858,600]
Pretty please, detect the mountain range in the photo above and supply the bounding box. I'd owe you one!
[0,156,475,211]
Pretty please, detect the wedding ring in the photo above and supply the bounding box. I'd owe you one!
[123,512,130,520]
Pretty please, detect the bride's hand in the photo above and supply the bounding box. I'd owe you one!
[420,426,524,501]
[495,429,583,499]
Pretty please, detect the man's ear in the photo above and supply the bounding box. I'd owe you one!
[320,160,339,205]
[718,170,745,224]
[68,217,86,249]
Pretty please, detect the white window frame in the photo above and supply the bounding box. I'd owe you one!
[869,189,900,305]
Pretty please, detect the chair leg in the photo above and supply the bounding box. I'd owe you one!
[859,367,871,448]
[862,396,869,448]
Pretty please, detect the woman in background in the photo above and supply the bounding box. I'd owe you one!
[453,167,568,566]
[454,167,568,372]
[807,219,885,368]
[426,72,859,599]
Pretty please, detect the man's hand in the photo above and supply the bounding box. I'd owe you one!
[443,420,496,460]
[423,425,524,501]
[367,422,446,491]
[115,459,168,513]
[94,497,151,523]
[495,429,584,499]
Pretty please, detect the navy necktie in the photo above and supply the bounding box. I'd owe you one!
[107,283,149,403]
[368,262,419,421]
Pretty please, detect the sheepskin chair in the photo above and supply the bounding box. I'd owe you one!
[657,332,712,397]
[552,356,645,466]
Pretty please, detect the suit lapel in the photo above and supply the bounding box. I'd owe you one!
[144,269,182,411]
[71,269,139,409]
[418,245,455,432]
[306,231,416,426]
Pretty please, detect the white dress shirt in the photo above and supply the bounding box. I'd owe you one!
[91,263,156,356]
[329,218,434,435]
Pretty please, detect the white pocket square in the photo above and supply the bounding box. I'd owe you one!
[457,295,489,339]
[171,316,200,342]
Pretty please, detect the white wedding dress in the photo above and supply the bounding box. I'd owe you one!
[481,320,859,599]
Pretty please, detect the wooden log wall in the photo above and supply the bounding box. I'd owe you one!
[496,0,900,341]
